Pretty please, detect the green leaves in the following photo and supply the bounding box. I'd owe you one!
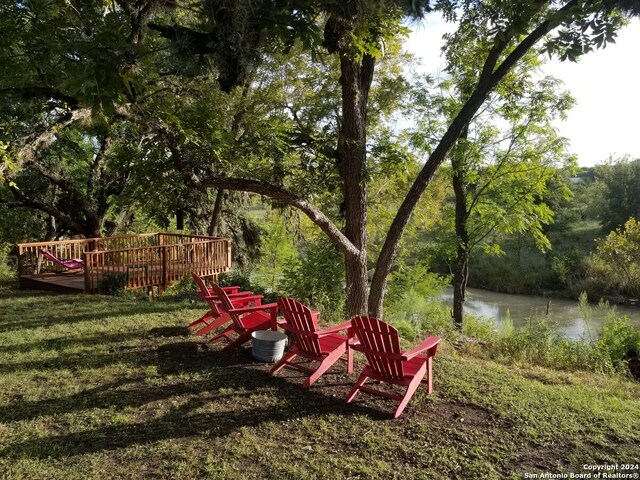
[591,217,640,298]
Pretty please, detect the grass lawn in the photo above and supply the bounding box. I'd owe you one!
[0,285,639,479]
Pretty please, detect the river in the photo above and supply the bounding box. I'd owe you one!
[440,287,640,339]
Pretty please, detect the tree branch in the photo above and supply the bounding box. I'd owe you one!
[8,186,87,235]
[3,108,92,177]
[0,87,79,107]
[368,0,585,316]
[198,175,360,259]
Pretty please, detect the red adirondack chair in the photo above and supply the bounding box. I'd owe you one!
[189,273,259,335]
[346,316,440,419]
[39,249,84,271]
[270,297,354,388]
[208,283,279,352]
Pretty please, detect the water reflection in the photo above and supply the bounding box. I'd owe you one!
[439,288,640,339]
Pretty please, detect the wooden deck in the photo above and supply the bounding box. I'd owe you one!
[19,273,85,293]
[17,233,232,294]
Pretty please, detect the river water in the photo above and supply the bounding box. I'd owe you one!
[440,287,640,339]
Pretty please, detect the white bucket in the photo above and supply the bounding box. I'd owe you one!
[251,330,288,363]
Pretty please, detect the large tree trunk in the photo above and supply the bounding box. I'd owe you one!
[327,15,375,317]
[339,52,373,316]
[208,189,225,236]
[451,129,470,329]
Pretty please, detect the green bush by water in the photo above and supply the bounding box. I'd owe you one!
[462,295,640,378]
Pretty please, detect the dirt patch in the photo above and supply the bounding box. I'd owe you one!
[148,326,190,338]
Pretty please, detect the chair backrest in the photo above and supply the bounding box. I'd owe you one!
[39,249,83,269]
[191,272,223,316]
[40,249,64,264]
[211,283,243,327]
[350,316,404,380]
[277,297,321,356]
[191,272,211,296]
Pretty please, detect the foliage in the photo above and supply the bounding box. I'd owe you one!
[252,212,298,291]
[163,275,199,298]
[589,217,640,298]
[0,242,14,280]
[457,296,640,378]
[436,51,575,254]
[597,312,640,373]
[99,272,128,296]
[281,238,345,320]
[216,269,280,304]
[386,263,449,304]
[386,293,453,341]
[595,157,640,230]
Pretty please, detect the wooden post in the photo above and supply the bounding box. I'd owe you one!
[162,246,167,289]
[36,249,42,275]
[17,245,23,276]
[83,251,90,293]
[226,239,232,271]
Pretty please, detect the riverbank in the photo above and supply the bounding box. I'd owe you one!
[1,287,639,479]
[440,287,640,339]
[443,216,640,306]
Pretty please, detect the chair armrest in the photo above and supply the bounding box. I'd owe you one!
[401,336,440,361]
[206,295,263,305]
[229,302,278,314]
[199,290,253,298]
[221,286,241,294]
[231,295,263,306]
[317,320,353,336]
[227,291,254,298]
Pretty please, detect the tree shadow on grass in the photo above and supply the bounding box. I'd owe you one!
[0,304,201,333]
[0,343,256,423]
[148,326,191,337]
[1,342,386,459]
[0,326,190,356]
[0,331,145,354]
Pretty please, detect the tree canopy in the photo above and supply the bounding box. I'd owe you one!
[1,0,637,319]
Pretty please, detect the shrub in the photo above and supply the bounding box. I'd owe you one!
[281,238,345,321]
[252,214,298,291]
[587,217,640,298]
[473,296,640,377]
[100,272,128,296]
[217,270,280,304]
[596,312,640,373]
[163,275,198,297]
[385,290,453,341]
[0,243,14,280]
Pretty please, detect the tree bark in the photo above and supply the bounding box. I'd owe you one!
[208,189,225,236]
[451,128,470,330]
[337,52,375,317]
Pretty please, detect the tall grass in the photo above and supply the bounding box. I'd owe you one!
[457,294,640,378]
[386,286,640,379]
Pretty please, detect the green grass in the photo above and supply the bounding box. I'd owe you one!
[1,286,639,479]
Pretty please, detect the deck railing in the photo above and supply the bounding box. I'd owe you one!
[17,233,232,293]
